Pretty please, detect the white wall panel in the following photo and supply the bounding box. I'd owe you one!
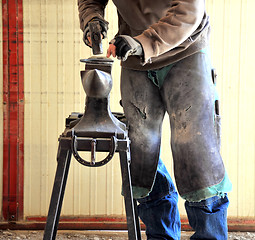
[22,0,255,220]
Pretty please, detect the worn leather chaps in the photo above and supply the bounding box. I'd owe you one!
[120,52,225,199]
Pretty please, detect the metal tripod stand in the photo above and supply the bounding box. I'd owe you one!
[43,57,141,240]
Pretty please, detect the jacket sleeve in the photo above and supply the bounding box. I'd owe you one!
[134,0,205,63]
[78,0,109,31]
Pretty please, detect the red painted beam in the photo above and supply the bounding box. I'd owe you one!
[0,217,254,232]
[2,0,24,221]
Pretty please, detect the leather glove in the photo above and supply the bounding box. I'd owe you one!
[83,18,109,47]
[110,35,143,61]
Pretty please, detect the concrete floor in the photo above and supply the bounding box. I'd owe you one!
[1,230,255,239]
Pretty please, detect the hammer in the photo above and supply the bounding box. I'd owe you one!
[88,21,103,55]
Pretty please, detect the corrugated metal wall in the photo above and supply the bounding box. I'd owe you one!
[22,0,125,217]
[1,0,254,220]
[207,0,255,218]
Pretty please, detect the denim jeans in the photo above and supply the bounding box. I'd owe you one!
[137,158,181,240]
[137,158,229,240]
[185,195,229,240]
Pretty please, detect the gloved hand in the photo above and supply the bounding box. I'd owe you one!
[109,35,143,61]
[83,18,108,47]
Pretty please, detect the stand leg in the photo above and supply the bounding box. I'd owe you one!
[43,140,72,240]
[119,141,141,240]
[133,199,142,240]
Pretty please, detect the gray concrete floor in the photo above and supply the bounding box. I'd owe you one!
[0,230,255,239]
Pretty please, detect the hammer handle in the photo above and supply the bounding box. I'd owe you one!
[89,21,103,55]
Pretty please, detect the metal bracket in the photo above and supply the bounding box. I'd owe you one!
[71,130,117,167]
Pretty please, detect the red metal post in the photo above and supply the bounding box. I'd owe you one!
[2,0,24,221]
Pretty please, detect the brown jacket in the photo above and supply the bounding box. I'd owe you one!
[78,0,210,70]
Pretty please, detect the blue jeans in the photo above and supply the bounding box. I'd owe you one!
[137,158,229,240]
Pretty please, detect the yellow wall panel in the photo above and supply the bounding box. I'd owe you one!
[21,0,255,220]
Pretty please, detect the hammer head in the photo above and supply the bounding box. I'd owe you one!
[88,21,103,55]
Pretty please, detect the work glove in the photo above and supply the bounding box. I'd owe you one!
[83,18,109,47]
[110,35,143,61]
